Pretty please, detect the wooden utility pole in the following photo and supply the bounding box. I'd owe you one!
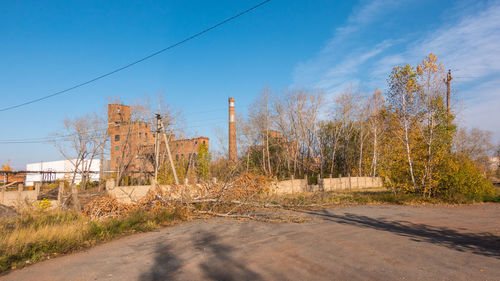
[154,114,161,183]
[228,97,237,163]
[160,119,179,185]
[444,69,452,114]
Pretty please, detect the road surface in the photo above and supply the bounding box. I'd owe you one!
[2,204,500,280]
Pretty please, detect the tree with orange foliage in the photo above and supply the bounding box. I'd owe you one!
[1,159,13,171]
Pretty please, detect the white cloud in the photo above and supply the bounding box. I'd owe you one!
[315,40,393,92]
[292,0,401,92]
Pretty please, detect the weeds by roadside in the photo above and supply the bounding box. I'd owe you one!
[269,190,498,208]
[0,207,187,273]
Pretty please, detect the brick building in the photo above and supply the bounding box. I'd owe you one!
[107,104,209,175]
[247,129,297,157]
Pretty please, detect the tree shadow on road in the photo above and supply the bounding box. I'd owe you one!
[139,243,183,281]
[303,209,500,258]
[139,230,261,281]
[193,231,261,281]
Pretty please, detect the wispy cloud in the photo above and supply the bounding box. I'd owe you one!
[409,2,500,81]
[292,0,401,93]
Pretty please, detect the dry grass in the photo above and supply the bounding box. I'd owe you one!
[0,207,187,273]
[266,189,491,208]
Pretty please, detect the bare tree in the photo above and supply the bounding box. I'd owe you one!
[367,89,385,177]
[356,94,370,176]
[247,89,273,174]
[335,89,358,176]
[53,113,107,209]
[454,127,494,166]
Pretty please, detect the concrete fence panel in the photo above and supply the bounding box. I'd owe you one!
[0,186,38,208]
[276,176,383,195]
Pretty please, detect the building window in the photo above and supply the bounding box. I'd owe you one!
[202,140,205,144]
[115,146,119,151]
[176,154,179,161]
[139,132,142,138]
[195,141,198,145]
[145,133,148,139]
[115,135,120,141]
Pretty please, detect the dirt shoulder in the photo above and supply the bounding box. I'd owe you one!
[2,204,499,281]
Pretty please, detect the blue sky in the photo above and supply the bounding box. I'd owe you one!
[1,0,499,169]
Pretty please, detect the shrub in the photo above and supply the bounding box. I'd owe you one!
[436,155,494,201]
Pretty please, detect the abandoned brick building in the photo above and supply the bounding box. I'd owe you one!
[107,104,209,174]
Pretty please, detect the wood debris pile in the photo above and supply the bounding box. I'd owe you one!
[83,173,275,220]
[83,188,179,220]
[205,173,272,201]
[82,197,134,220]
[136,188,173,212]
[193,173,274,215]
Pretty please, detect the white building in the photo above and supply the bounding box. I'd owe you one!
[25,159,110,186]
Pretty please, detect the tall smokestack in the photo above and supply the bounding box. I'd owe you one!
[228,97,237,162]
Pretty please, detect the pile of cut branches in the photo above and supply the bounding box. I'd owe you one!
[83,173,278,221]
[191,173,276,218]
[82,197,134,220]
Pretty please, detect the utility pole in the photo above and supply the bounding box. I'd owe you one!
[444,69,452,115]
[154,114,161,183]
[159,118,179,185]
[265,94,271,174]
[99,144,104,191]
[228,97,237,163]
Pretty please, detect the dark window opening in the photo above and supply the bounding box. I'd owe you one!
[115,135,120,141]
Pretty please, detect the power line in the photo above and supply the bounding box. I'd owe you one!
[0,112,226,143]
[0,0,271,112]
[0,118,227,144]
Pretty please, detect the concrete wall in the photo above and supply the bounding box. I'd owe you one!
[106,184,155,204]
[0,186,38,208]
[106,180,205,204]
[108,177,384,203]
[272,177,383,195]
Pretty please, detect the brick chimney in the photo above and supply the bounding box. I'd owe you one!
[228,97,237,162]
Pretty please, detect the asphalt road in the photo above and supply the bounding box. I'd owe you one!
[2,204,500,281]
